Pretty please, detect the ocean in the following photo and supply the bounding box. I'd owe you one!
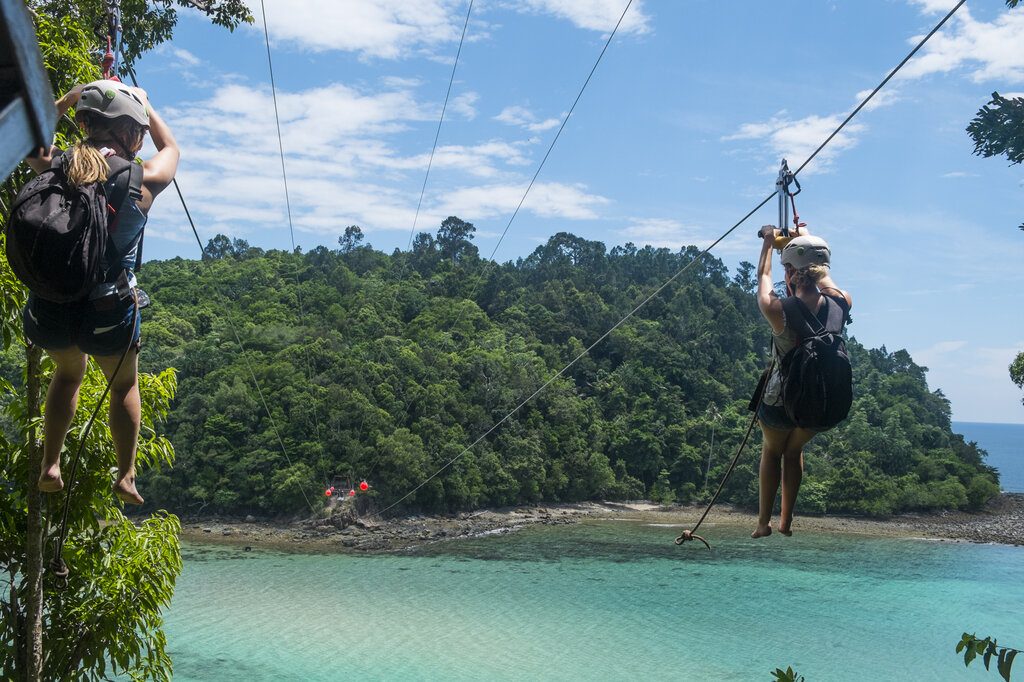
[953,421,1024,493]
[165,521,1024,681]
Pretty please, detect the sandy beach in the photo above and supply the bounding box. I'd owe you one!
[175,493,1024,553]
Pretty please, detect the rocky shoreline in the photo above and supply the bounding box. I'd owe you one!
[177,493,1024,554]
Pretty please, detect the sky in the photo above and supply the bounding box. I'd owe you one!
[130,0,1024,424]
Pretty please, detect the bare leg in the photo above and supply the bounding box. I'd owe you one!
[778,428,816,536]
[753,423,790,538]
[38,348,88,493]
[94,351,143,505]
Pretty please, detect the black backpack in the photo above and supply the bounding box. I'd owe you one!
[777,295,853,430]
[5,151,143,303]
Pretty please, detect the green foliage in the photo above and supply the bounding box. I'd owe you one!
[0,2,250,679]
[958,633,1019,681]
[771,666,805,682]
[967,92,1024,165]
[1011,352,1024,408]
[124,220,1000,518]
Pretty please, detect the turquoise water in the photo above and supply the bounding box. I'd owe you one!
[953,421,1024,493]
[166,521,1024,681]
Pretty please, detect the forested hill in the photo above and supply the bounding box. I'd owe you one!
[137,218,998,517]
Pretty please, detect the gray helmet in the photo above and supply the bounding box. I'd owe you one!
[781,235,830,269]
[76,80,149,127]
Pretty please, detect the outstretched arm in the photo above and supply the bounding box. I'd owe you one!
[24,85,85,174]
[757,225,785,334]
[135,88,180,213]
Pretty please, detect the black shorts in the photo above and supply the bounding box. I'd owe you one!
[24,294,140,356]
[757,402,831,433]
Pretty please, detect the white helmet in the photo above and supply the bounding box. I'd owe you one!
[76,80,149,127]
[781,235,830,269]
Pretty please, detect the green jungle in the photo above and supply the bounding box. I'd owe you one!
[120,219,997,517]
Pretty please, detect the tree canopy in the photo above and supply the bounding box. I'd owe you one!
[128,221,999,519]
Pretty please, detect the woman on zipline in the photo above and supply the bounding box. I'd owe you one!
[25,80,180,505]
[752,226,852,538]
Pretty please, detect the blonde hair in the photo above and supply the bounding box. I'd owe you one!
[66,112,146,187]
[789,263,830,292]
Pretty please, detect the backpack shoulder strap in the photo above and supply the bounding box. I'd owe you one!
[781,295,824,339]
[822,295,846,334]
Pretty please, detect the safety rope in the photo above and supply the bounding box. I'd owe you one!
[675,360,773,550]
[120,65,318,516]
[258,0,333,490]
[374,0,966,520]
[49,297,139,587]
[447,0,634,334]
[407,0,474,252]
[361,0,476,486]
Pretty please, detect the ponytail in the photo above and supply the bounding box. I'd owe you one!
[65,140,109,187]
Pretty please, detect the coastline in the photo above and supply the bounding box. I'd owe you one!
[175,492,1024,554]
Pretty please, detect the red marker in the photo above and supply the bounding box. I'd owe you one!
[359,480,369,492]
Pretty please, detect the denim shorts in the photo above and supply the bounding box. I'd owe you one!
[23,294,140,356]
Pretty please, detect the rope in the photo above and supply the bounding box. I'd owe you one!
[258,0,332,489]
[362,0,476,484]
[50,298,139,587]
[448,0,634,334]
[407,0,474,252]
[373,0,965,518]
[121,67,318,515]
[675,360,773,550]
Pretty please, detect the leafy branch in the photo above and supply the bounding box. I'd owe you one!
[771,666,804,682]
[958,633,1019,681]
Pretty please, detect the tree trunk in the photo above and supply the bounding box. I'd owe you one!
[24,344,43,682]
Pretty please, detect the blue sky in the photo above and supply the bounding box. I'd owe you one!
[132,0,1024,423]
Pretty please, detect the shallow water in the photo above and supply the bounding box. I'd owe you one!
[166,521,1023,681]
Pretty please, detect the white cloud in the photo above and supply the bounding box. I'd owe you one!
[148,78,608,246]
[495,105,562,133]
[617,217,753,255]
[434,182,609,222]
[516,0,650,34]
[912,339,968,369]
[900,4,1024,83]
[258,0,465,59]
[724,113,864,175]
[942,171,978,178]
[450,92,479,120]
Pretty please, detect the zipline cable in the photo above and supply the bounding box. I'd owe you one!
[407,0,475,252]
[448,0,634,333]
[362,0,477,485]
[259,0,332,489]
[120,65,318,515]
[374,0,965,517]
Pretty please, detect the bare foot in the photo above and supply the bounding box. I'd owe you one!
[113,475,144,505]
[38,463,64,493]
[779,518,794,537]
[751,523,772,539]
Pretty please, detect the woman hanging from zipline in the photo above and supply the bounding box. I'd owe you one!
[23,80,180,504]
[751,225,852,538]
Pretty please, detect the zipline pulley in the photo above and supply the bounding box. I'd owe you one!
[101,0,122,80]
[757,159,807,249]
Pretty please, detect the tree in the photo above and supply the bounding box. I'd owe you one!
[436,215,478,262]
[338,225,364,254]
[1011,352,1024,409]
[964,2,1022,230]
[1,2,251,680]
